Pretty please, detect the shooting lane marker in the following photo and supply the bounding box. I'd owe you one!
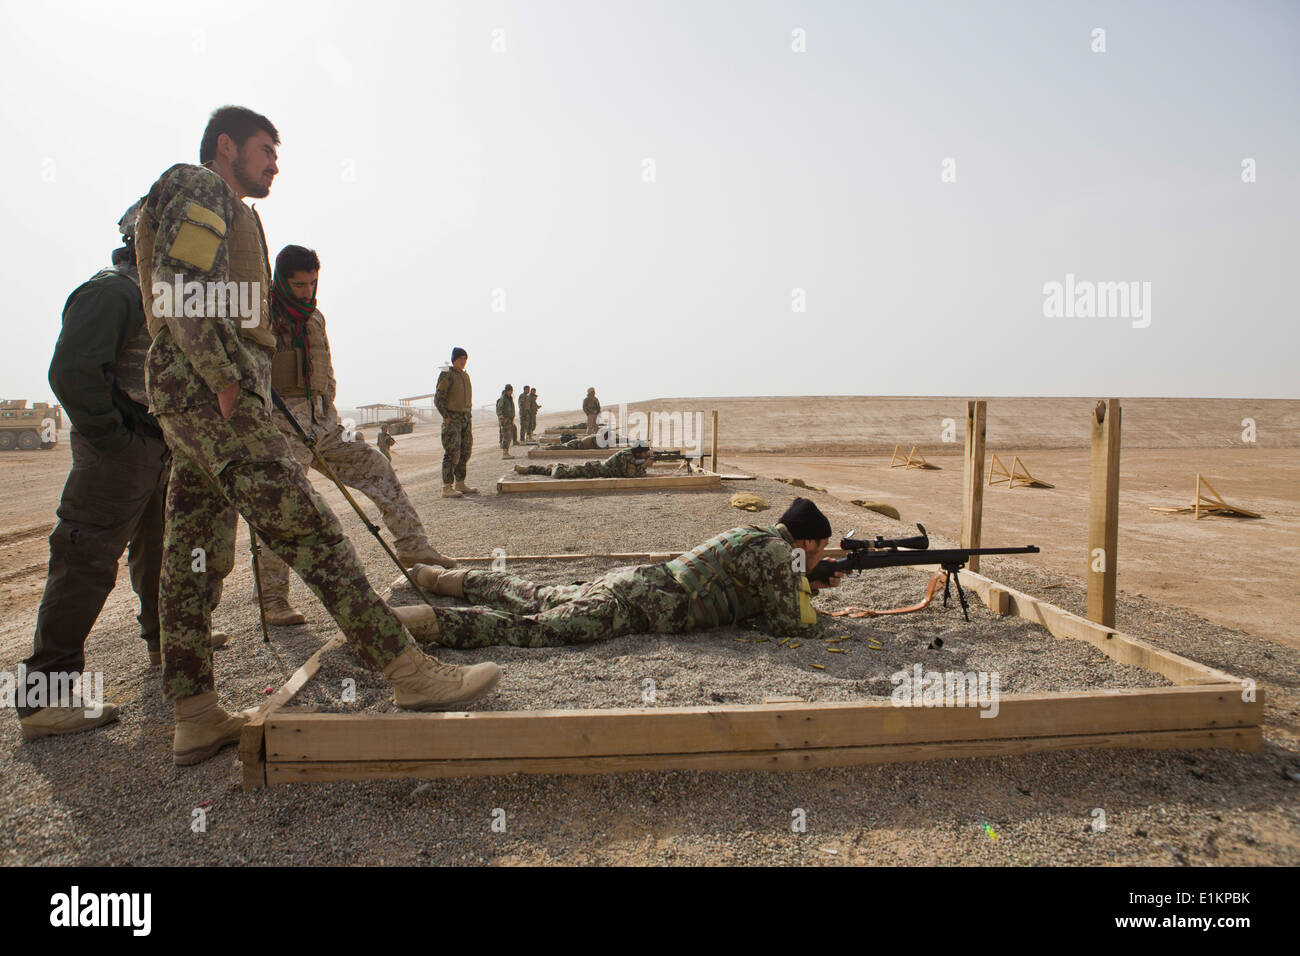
[961,401,987,573]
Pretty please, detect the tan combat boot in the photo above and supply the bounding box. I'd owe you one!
[389,565,468,597]
[442,483,463,498]
[400,547,459,570]
[173,691,248,766]
[262,597,307,627]
[20,702,120,742]
[454,480,478,495]
[382,646,500,711]
[147,630,231,667]
[501,450,514,459]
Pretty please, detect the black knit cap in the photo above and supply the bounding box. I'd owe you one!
[779,497,832,540]
[451,347,467,362]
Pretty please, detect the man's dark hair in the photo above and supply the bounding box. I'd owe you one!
[451,347,467,362]
[200,106,280,164]
[504,384,513,392]
[276,245,321,276]
[521,384,529,392]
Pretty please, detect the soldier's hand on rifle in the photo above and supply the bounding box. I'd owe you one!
[810,570,844,591]
[217,383,239,419]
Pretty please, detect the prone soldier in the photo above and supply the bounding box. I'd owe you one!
[392,498,843,648]
[514,443,650,479]
[254,244,456,627]
[136,106,499,765]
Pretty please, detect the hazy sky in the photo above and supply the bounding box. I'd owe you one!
[2,0,1296,412]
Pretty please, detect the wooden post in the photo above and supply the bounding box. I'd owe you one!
[711,410,719,473]
[1087,399,1122,627]
[961,401,987,573]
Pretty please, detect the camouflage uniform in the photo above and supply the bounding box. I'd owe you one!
[377,430,395,461]
[543,431,619,451]
[434,366,472,483]
[256,309,443,598]
[496,390,515,451]
[583,391,601,435]
[414,524,822,648]
[136,164,415,699]
[515,448,648,479]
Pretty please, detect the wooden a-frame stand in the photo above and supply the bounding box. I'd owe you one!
[890,445,939,470]
[1149,473,1262,519]
[988,454,1055,489]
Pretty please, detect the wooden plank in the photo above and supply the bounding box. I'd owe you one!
[496,474,721,494]
[239,635,346,790]
[265,685,1257,763]
[986,586,1010,615]
[961,401,987,572]
[1087,399,1122,626]
[711,410,719,473]
[266,727,1261,784]
[958,571,1241,686]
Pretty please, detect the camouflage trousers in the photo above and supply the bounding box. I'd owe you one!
[440,411,472,483]
[515,460,641,479]
[417,565,694,648]
[155,390,414,700]
[257,396,436,601]
[499,420,514,451]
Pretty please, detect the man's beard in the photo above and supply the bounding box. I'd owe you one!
[232,153,270,198]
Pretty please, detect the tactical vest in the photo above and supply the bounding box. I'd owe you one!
[90,269,151,407]
[665,526,773,629]
[136,189,276,348]
[271,310,333,397]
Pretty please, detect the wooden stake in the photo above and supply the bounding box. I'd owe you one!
[711,410,719,474]
[961,401,987,573]
[1087,399,1122,627]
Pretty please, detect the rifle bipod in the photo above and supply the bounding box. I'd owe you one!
[940,563,971,621]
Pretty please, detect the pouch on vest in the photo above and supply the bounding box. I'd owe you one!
[271,348,305,392]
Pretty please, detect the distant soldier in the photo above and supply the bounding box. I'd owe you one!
[516,384,530,444]
[496,384,516,459]
[542,427,619,451]
[377,426,395,461]
[17,201,227,741]
[527,387,541,440]
[135,106,499,765]
[255,244,456,627]
[583,387,601,434]
[394,498,844,648]
[514,443,650,479]
[434,347,476,497]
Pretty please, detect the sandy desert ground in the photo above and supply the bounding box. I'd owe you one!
[0,396,1296,866]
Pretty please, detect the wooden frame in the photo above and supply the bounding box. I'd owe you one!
[239,557,1261,789]
[496,473,722,494]
[891,445,938,469]
[988,454,1055,489]
[1149,473,1262,520]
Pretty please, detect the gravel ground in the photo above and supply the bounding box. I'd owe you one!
[2,422,1297,866]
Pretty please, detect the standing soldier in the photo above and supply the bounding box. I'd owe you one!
[377,426,395,461]
[17,201,226,740]
[135,106,499,765]
[496,385,516,459]
[528,387,541,440]
[583,387,601,435]
[435,347,476,497]
[515,384,529,445]
[255,244,456,627]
